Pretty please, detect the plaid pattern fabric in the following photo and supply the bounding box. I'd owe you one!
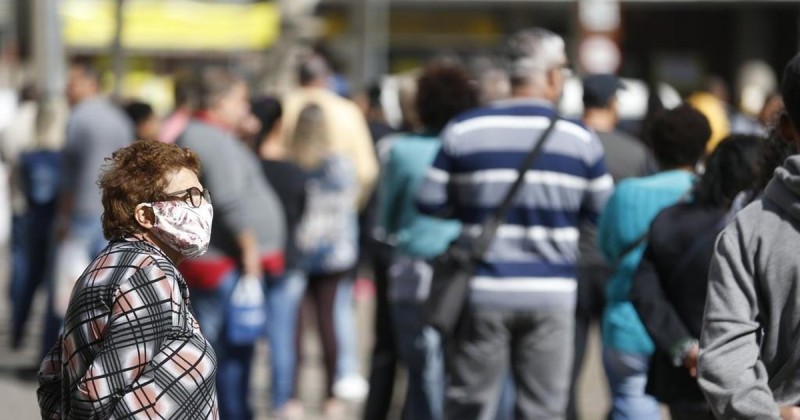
[37,238,219,419]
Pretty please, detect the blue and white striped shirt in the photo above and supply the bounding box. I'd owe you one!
[415,99,614,310]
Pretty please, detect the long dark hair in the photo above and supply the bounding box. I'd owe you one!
[692,135,760,208]
[753,127,795,192]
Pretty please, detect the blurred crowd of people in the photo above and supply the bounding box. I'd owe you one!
[2,24,800,420]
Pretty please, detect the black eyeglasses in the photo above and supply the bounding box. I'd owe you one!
[160,187,211,208]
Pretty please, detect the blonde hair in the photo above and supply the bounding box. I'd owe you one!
[287,103,329,169]
[687,92,730,154]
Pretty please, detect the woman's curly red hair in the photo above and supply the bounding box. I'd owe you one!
[98,140,201,240]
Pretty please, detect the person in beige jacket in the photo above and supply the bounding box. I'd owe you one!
[282,54,378,406]
[281,54,378,209]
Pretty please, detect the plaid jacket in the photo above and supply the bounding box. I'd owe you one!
[37,238,218,419]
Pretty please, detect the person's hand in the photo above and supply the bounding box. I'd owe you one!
[242,247,262,279]
[237,231,263,279]
[683,344,699,377]
[780,406,800,420]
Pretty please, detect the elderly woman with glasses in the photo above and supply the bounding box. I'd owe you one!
[37,140,219,419]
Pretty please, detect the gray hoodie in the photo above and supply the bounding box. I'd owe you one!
[699,155,800,419]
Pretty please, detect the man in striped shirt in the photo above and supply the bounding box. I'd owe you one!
[416,28,614,419]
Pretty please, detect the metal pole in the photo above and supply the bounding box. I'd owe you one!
[358,0,389,88]
[13,0,26,60]
[32,0,66,101]
[110,0,125,102]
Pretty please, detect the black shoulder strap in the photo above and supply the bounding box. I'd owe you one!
[615,231,649,265]
[471,115,560,259]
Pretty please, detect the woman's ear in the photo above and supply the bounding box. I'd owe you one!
[133,203,156,229]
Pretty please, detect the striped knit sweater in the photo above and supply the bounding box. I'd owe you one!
[415,98,614,310]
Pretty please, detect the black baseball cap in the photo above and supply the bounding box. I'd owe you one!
[582,74,626,109]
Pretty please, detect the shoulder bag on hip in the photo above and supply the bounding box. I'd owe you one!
[425,115,560,337]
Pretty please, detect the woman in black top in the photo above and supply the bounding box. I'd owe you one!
[630,135,759,420]
[250,97,309,418]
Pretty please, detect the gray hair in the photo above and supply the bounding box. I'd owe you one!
[194,67,243,110]
[505,28,566,87]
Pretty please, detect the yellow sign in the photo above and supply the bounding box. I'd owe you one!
[62,0,280,51]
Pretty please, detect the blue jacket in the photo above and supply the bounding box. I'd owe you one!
[599,170,695,354]
[379,134,461,259]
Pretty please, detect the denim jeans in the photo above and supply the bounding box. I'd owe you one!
[494,375,516,420]
[264,269,306,409]
[192,268,305,417]
[603,348,661,420]
[9,215,29,343]
[10,209,54,347]
[191,269,253,420]
[390,302,444,420]
[334,275,359,380]
[12,149,60,350]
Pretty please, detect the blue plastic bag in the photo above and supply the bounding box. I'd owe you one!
[226,275,267,345]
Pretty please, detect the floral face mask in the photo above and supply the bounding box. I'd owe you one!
[147,200,214,259]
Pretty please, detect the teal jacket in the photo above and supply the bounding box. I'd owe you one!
[378,134,461,258]
[599,170,695,354]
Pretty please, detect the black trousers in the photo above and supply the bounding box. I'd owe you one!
[669,402,715,420]
[363,242,398,420]
[567,263,613,420]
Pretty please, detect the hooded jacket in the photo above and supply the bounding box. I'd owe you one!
[699,155,800,419]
